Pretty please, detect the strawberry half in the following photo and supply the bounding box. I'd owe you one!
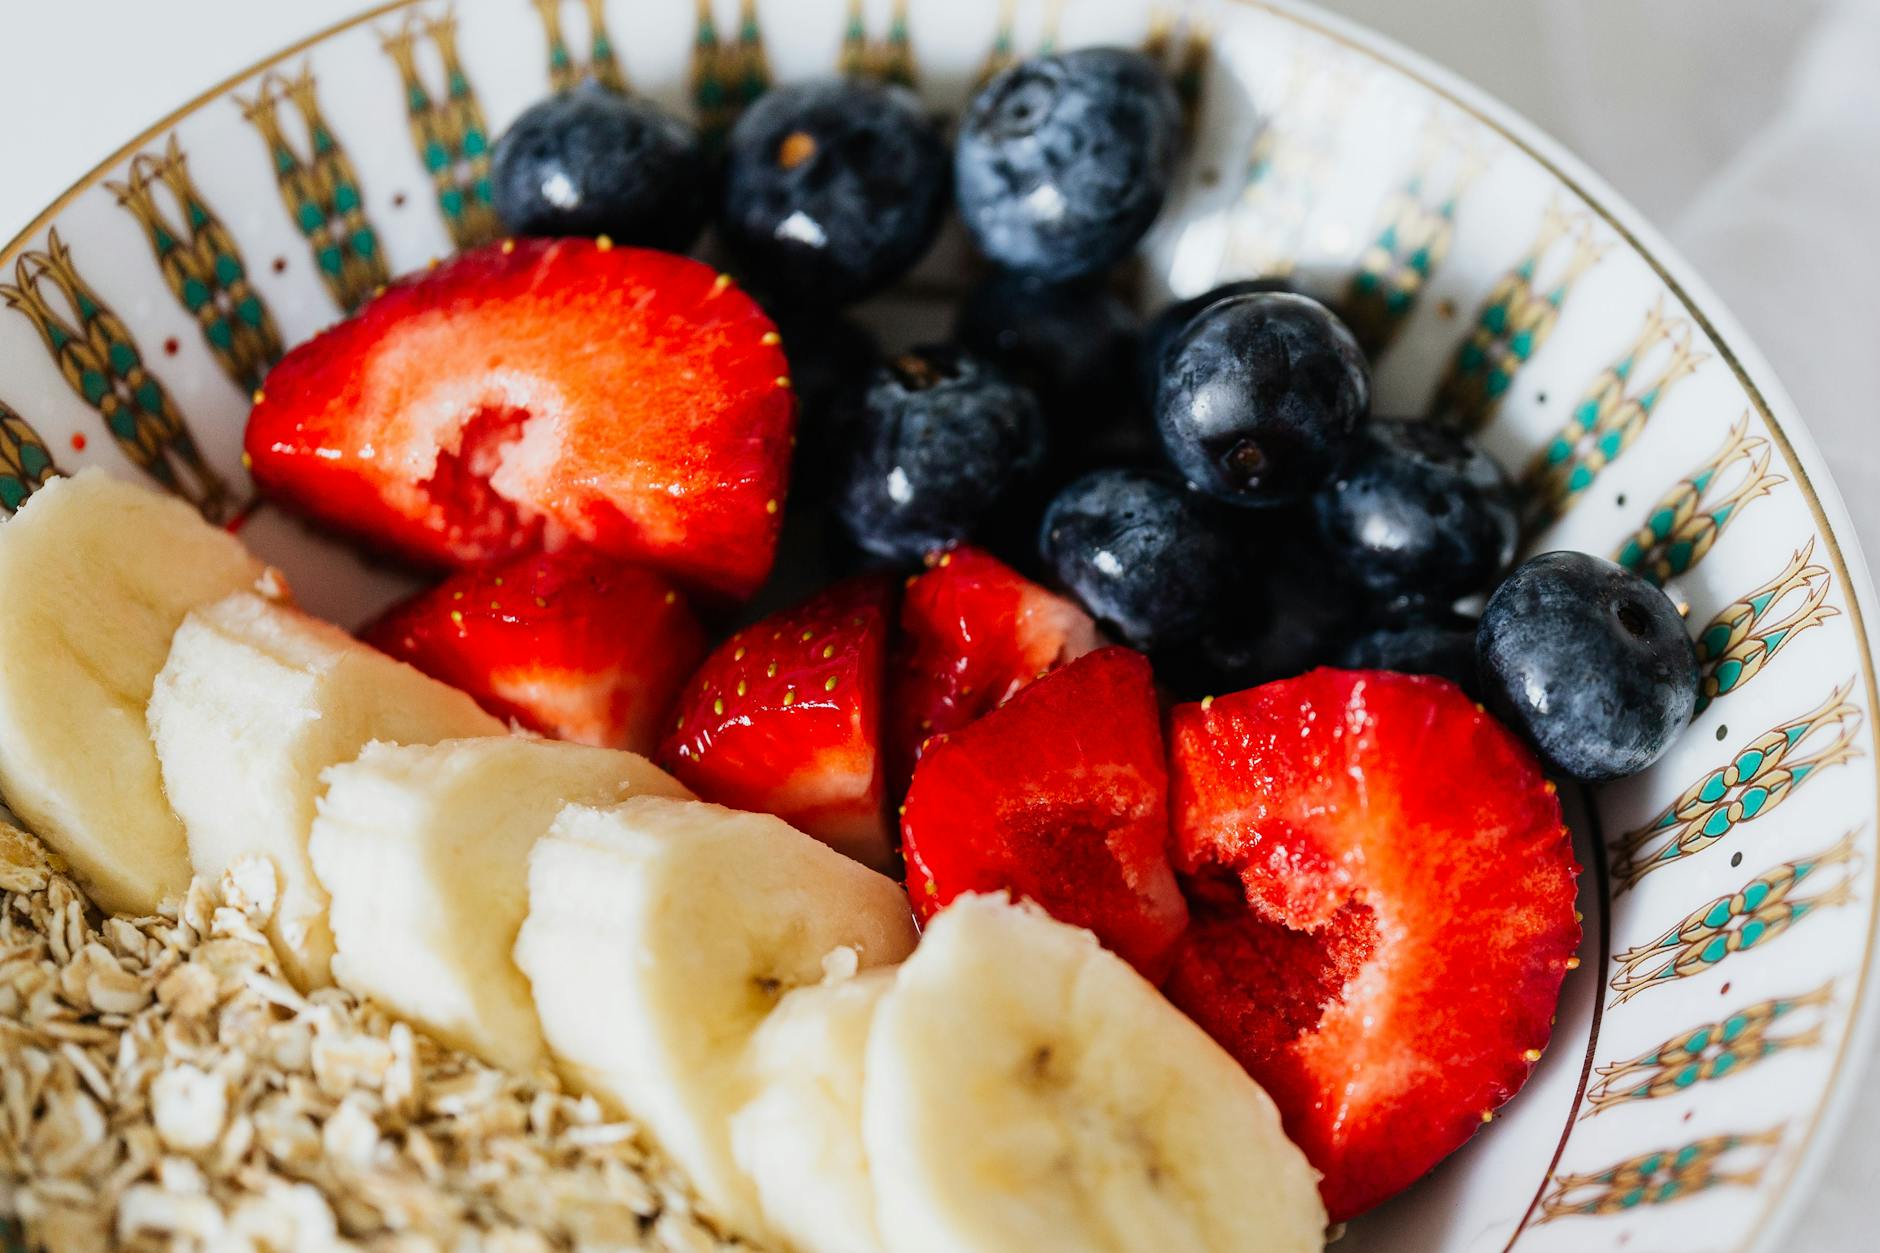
[658,576,894,868]
[1162,668,1580,1222]
[900,647,1188,979]
[887,546,1101,792]
[247,239,794,601]
[361,549,706,756]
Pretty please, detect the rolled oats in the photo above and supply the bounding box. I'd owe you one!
[0,822,758,1251]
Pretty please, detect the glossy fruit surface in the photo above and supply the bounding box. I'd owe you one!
[1478,551,1700,781]
[1164,669,1579,1221]
[1157,292,1369,507]
[955,48,1180,280]
[720,80,950,306]
[490,84,709,251]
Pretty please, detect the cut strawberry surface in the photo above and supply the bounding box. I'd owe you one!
[900,646,1187,979]
[887,546,1101,792]
[361,549,705,756]
[246,238,795,601]
[658,576,894,868]
[1162,668,1580,1222]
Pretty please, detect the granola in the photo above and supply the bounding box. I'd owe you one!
[0,821,757,1252]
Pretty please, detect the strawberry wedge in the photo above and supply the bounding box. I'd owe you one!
[246,239,795,601]
[361,549,706,756]
[887,545,1101,792]
[900,646,1188,979]
[658,577,895,868]
[1162,669,1580,1222]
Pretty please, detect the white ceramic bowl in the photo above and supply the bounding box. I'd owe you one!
[1,3,1874,1250]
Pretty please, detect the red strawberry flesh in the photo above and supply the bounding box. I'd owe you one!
[246,239,795,601]
[362,549,705,756]
[1163,668,1579,1222]
[887,545,1100,791]
[900,646,1188,979]
[658,576,894,868]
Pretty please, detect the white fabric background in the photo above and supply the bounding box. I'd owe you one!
[1,1,1874,1245]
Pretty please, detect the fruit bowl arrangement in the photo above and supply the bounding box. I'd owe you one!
[1,2,1877,1252]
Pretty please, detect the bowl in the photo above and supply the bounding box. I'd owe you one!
[1,2,1874,1249]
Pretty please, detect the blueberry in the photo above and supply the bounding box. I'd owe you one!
[835,347,1045,562]
[955,48,1181,281]
[1477,551,1699,781]
[1313,417,1517,606]
[1137,278,1292,410]
[1157,292,1370,507]
[1039,469,1236,651]
[1337,613,1480,696]
[719,80,949,307]
[955,269,1149,466]
[490,83,710,252]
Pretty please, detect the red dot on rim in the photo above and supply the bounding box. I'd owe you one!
[163,337,180,355]
[272,257,287,273]
[70,433,87,451]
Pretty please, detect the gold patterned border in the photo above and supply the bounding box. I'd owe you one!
[0,5,1873,1253]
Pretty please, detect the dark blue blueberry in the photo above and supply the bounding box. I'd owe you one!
[1038,469,1237,651]
[719,80,949,307]
[1477,551,1699,781]
[955,48,1181,281]
[1157,292,1370,507]
[1337,613,1481,696]
[835,347,1045,562]
[1313,417,1518,607]
[490,83,710,251]
[1137,278,1292,409]
[955,269,1149,467]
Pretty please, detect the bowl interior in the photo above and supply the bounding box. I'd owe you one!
[0,3,1873,1251]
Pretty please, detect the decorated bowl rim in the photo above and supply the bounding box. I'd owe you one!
[0,2,1873,1249]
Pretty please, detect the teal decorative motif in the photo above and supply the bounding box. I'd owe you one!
[1610,830,1860,1004]
[1614,412,1784,586]
[0,401,59,513]
[1693,540,1837,713]
[106,136,282,394]
[976,0,1062,89]
[1342,113,1486,360]
[237,66,388,313]
[1429,202,1607,432]
[384,9,500,249]
[840,0,915,88]
[1524,299,1704,529]
[1220,47,1360,280]
[1585,983,1834,1116]
[0,229,229,520]
[1537,1127,1785,1222]
[1142,6,1210,133]
[692,0,770,146]
[1612,681,1862,891]
[534,0,627,93]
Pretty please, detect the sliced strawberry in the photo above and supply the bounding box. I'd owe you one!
[900,647,1187,979]
[247,239,794,601]
[361,549,705,756]
[887,546,1101,792]
[1162,669,1580,1222]
[658,576,894,867]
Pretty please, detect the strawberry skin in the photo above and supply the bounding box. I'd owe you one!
[900,647,1188,979]
[1162,668,1580,1222]
[247,239,795,601]
[887,546,1101,791]
[361,549,705,756]
[658,576,894,868]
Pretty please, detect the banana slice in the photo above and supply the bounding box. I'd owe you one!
[148,592,503,989]
[731,965,894,1253]
[309,737,689,1072]
[513,796,918,1242]
[863,894,1326,1253]
[0,470,265,914]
